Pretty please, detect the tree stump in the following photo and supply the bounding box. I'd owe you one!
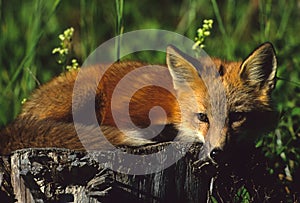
[0,143,213,203]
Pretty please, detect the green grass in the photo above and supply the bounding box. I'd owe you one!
[1,0,300,201]
[0,0,61,122]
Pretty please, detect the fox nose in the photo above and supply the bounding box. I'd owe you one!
[210,148,222,163]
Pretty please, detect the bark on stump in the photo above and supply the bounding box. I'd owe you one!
[0,143,212,203]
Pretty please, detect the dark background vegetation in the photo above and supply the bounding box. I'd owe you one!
[1,0,300,201]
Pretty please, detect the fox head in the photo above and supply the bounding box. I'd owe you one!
[166,43,277,166]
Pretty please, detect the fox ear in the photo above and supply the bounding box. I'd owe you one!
[166,45,199,90]
[240,42,277,91]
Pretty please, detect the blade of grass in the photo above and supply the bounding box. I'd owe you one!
[115,0,124,61]
[80,0,99,60]
[276,1,293,39]
[210,0,227,39]
[233,1,258,41]
[176,0,199,34]
[258,0,272,41]
[210,0,235,59]
[3,0,61,96]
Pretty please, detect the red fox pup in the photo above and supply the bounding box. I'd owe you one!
[0,43,277,164]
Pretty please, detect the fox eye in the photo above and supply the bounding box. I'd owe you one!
[197,113,209,123]
[230,112,245,123]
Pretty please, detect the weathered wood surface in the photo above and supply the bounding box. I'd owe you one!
[0,143,213,203]
[1,142,294,202]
